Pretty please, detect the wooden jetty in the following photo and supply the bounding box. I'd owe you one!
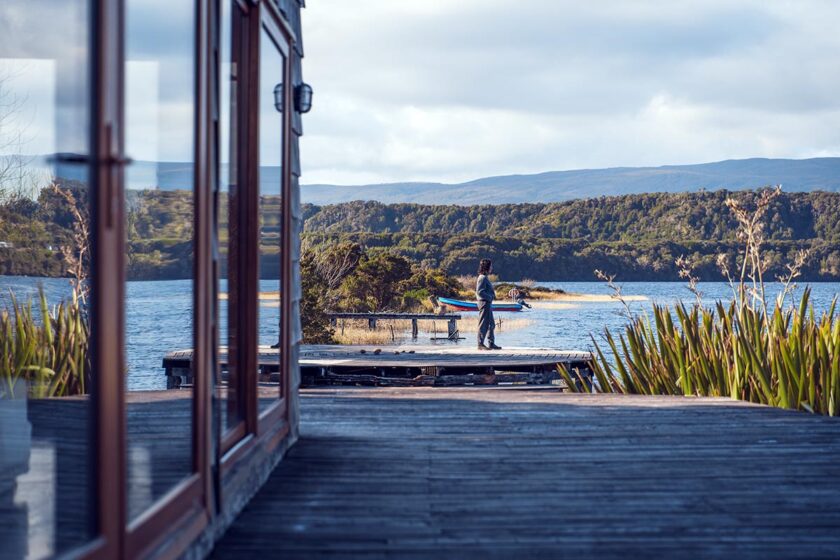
[162,345,592,388]
[326,312,462,340]
[211,386,840,559]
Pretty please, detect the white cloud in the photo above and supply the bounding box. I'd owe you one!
[300,0,840,184]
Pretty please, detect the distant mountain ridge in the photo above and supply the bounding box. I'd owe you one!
[23,156,840,205]
[300,158,840,205]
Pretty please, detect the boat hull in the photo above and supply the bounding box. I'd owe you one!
[437,297,523,312]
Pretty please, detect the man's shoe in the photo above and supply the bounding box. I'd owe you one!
[489,344,502,350]
[477,344,491,351]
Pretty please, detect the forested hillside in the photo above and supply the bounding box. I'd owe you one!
[3,187,839,281]
[302,190,840,281]
[303,191,840,241]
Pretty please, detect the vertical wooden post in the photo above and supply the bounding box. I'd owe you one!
[448,319,458,341]
[411,318,418,339]
[193,0,216,519]
[368,318,377,330]
[89,0,126,556]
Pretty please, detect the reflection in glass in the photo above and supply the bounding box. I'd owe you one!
[124,0,195,521]
[0,0,93,556]
[219,0,241,435]
[258,30,285,413]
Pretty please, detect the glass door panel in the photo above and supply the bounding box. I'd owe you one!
[218,0,235,434]
[124,0,196,522]
[257,27,286,415]
[220,0,247,442]
[0,0,94,556]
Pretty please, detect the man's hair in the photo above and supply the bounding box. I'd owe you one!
[478,258,492,275]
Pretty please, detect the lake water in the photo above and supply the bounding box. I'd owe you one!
[497,281,840,352]
[2,276,838,391]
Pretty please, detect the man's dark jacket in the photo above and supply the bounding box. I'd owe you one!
[476,275,495,302]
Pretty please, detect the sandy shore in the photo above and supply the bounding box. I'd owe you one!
[535,292,648,303]
[220,290,648,307]
[219,291,279,300]
[526,293,647,310]
[529,301,581,309]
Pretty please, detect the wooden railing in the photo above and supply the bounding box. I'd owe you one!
[326,312,462,340]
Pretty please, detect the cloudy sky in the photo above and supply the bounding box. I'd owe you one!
[300,0,840,185]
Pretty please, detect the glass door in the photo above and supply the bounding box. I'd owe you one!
[219,0,251,451]
[121,0,213,555]
[256,16,290,424]
[0,1,95,557]
[219,2,292,458]
[123,0,197,525]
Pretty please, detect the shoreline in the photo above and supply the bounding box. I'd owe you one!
[530,291,649,303]
[2,274,840,284]
[528,294,649,308]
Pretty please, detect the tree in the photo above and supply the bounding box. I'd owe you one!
[339,253,413,312]
[0,73,43,204]
[300,252,335,344]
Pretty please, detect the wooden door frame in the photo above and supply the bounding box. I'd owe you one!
[77,0,215,558]
[79,0,127,557]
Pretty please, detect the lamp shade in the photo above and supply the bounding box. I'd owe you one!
[294,83,313,113]
[273,83,284,112]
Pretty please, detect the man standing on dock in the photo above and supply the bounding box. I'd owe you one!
[476,258,502,350]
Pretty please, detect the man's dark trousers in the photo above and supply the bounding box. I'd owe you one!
[477,300,495,346]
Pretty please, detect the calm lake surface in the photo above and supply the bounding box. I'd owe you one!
[2,276,838,391]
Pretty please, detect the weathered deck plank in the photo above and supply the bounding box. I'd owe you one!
[211,387,840,559]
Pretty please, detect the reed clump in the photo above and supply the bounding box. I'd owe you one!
[1,287,90,398]
[561,186,840,416]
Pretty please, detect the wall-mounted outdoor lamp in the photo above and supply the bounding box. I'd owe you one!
[273,83,284,112]
[294,83,314,113]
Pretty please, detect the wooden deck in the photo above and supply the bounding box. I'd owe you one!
[212,386,840,559]
[163,345,593,388]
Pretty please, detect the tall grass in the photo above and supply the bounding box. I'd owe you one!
[332,317,534,345]
[0,287,90,399]
[561,187,840,416]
